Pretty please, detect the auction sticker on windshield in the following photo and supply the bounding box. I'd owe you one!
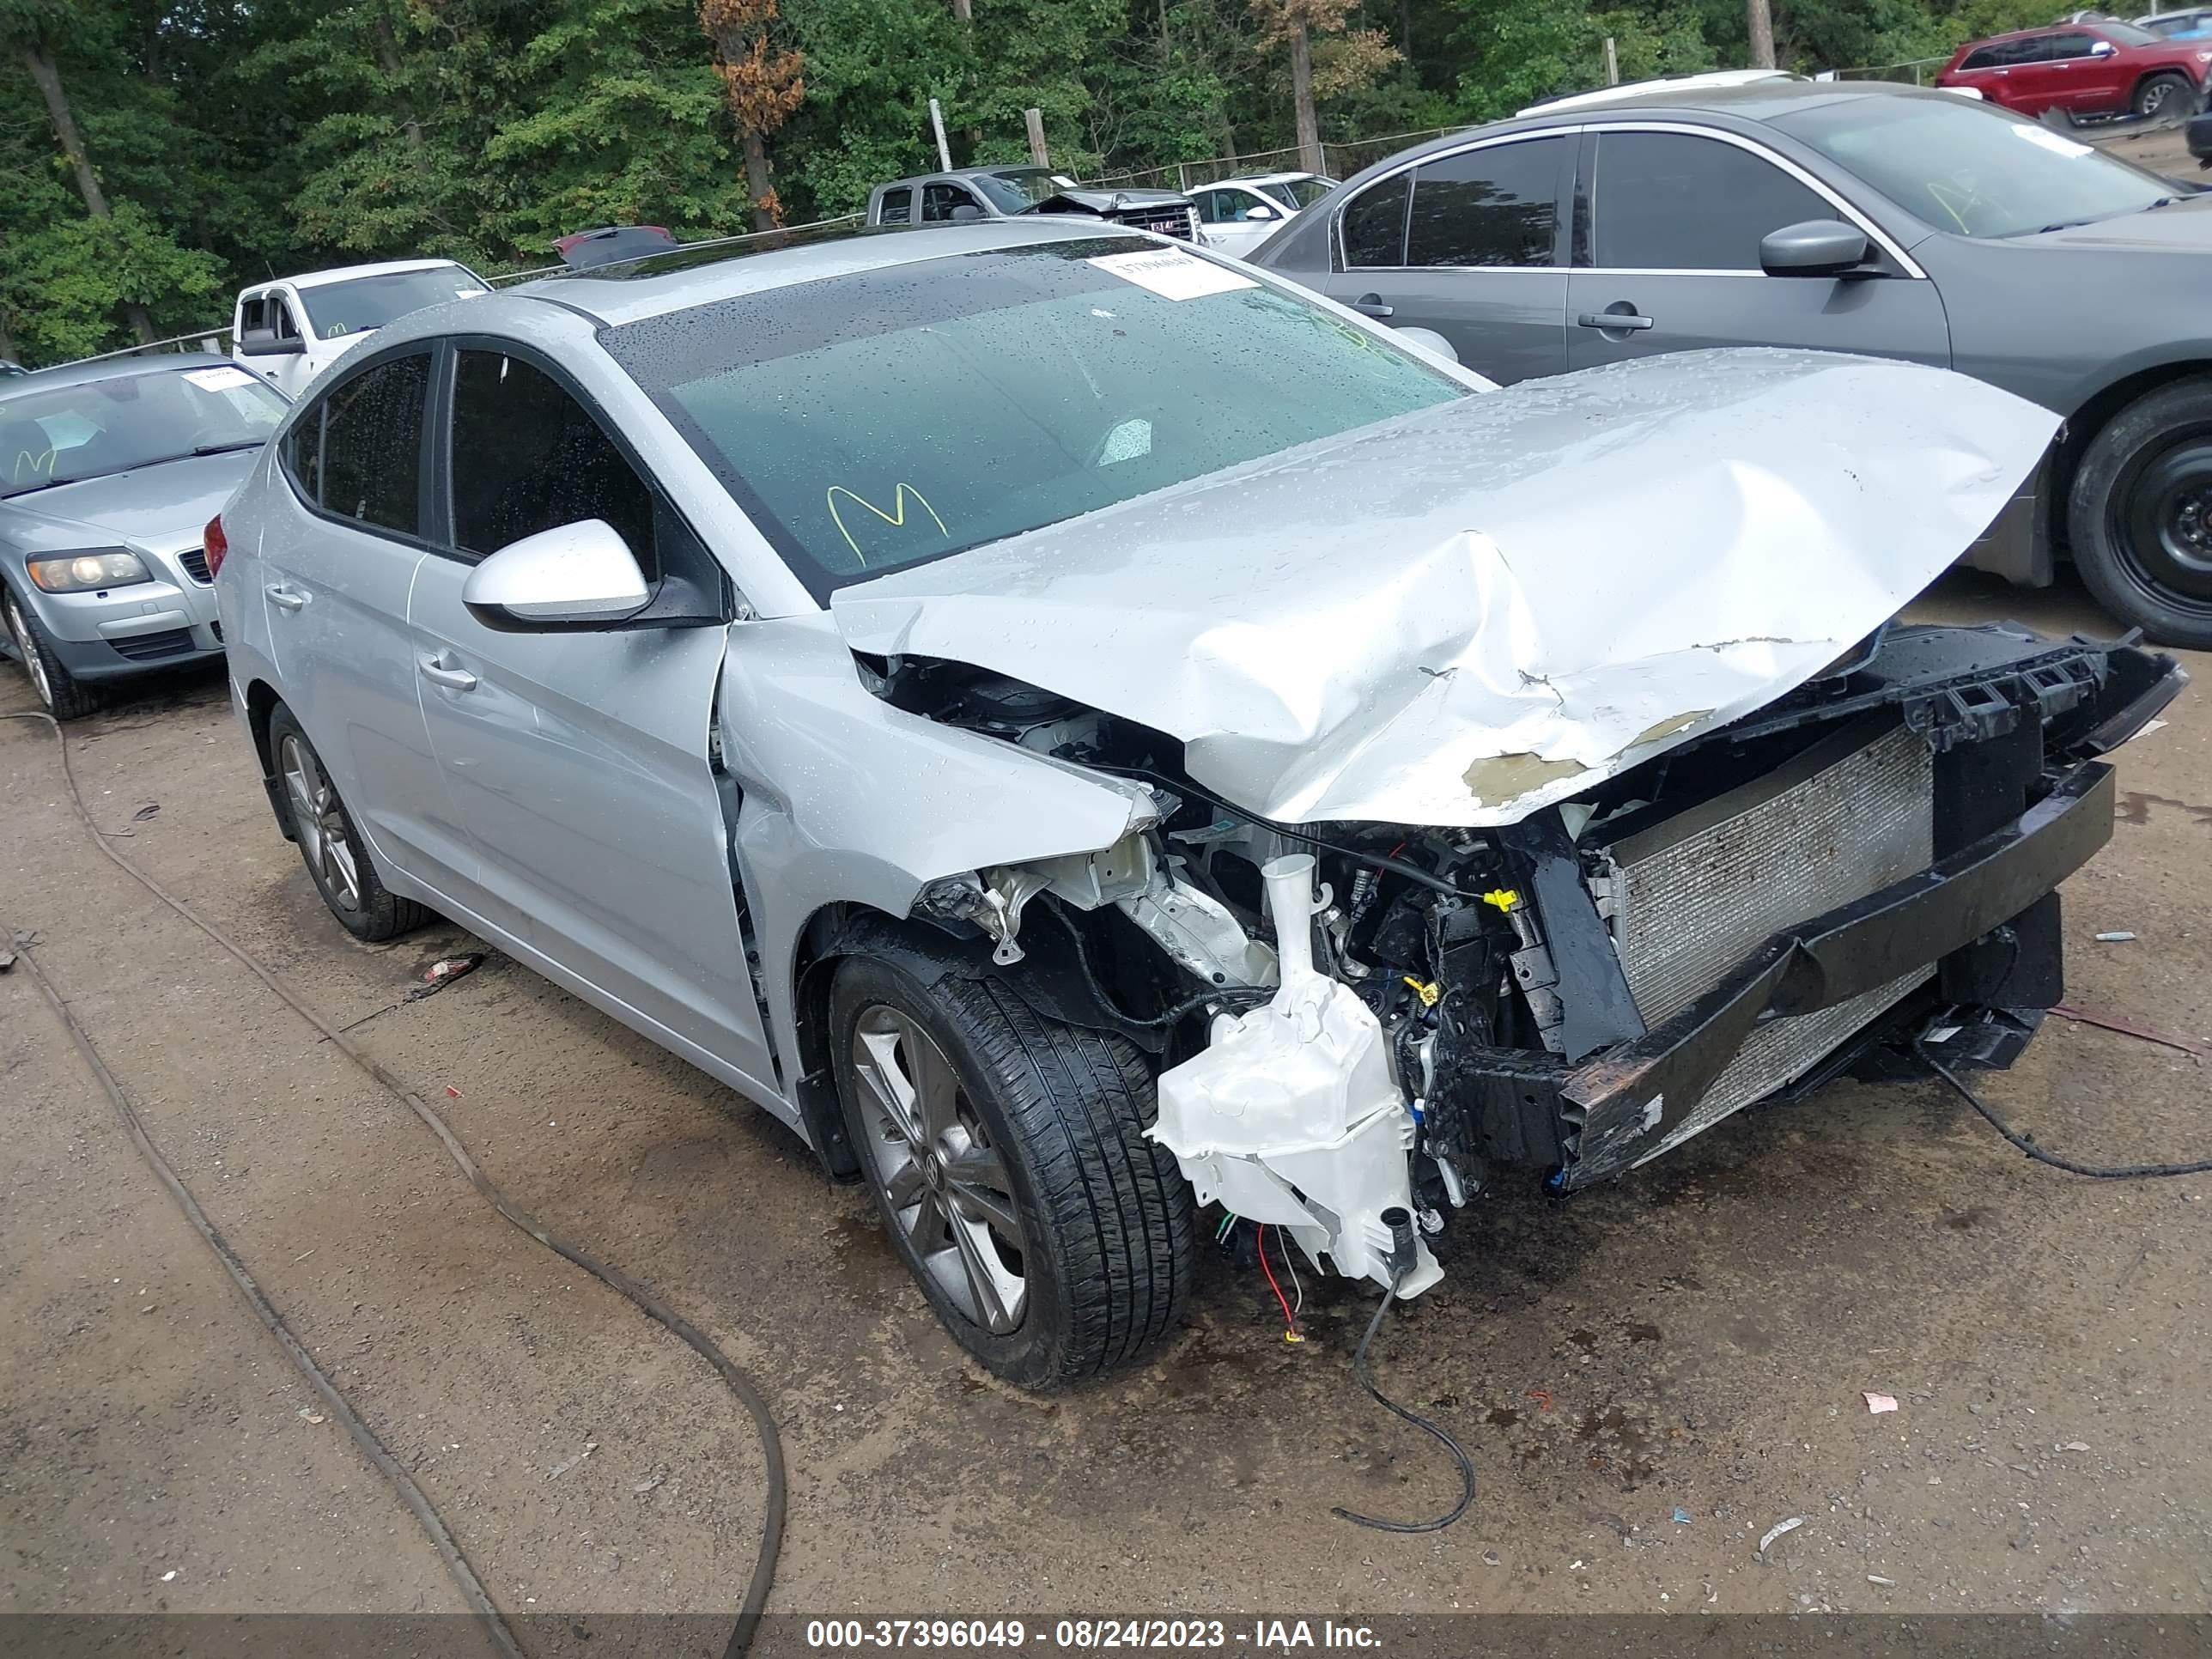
[2011,123,2093,159]
[182,365,258,392]
[1087,248,1256,301]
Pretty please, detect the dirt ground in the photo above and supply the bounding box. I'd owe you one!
[3,567,2209,1639]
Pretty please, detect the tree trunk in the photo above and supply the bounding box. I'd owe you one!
[1290,21,1322,175]
[18,43,155,343]
[372,20,425,150]
[1398,0,1415,73]
[1746,0,1776,70]
[742,129,774,230]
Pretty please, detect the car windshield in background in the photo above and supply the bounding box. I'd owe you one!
[973,169,1080,212]
[1771,94,2173,238]
[2100,20,2164,42]
[0,365,285,496]
[1258,177,1335,209]
[606,240,1464,597]
[296,267,488,338]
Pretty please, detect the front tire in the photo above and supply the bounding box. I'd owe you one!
[2069,376,2212,648]
[265,703,428,943]
[3,587,95,720]
[830,953,1194,1389]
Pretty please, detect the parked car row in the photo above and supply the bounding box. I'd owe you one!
[0,81,2195,1391]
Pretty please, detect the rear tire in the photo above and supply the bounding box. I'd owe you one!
[830,952,1193,1389]
[3,587,96,720]
[2069,376,2212,649]
[2133,71,2191,118]
[265,703,428,943]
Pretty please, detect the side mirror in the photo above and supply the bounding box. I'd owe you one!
[1392,326,1460,364]
[1244,202,1279,221]
[463,519,650,632]
[1759,218,1873,277]
[2089,38,2118,55]
[237,327,304,357]
[950,204,984,222]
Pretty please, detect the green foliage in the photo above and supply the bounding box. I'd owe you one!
[0,0,2071,362]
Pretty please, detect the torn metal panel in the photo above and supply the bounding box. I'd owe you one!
[831,349,2060,827]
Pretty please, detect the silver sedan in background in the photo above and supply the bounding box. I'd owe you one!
[1,356,285,717]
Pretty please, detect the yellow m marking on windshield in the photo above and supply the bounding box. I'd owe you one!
[826,483,949,568]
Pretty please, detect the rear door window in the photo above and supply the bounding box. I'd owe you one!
[313,350,429,534]
[1590,131,1830,270]
[446,349,660,580]
[1340,172,1411,265]
[1406,137,1568,268]
[877,186,914,225]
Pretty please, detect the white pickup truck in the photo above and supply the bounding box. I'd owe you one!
[231,259,489,397]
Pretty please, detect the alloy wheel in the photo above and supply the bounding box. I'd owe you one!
[279,732,362,912]
[6,595,52,709]
[849,1005,1028,1334]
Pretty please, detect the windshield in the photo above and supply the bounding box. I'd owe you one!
[1771,94,2172,238]
[606,240,1464,598]
[0,364,285,496]
[1256,176,1336,210]
[295,266,488,339]
[971,169,1079,212]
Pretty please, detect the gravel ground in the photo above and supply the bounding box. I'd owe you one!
[3,568,2209,1633]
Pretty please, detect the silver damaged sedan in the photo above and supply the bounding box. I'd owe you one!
[3,356,285,717]
[211,220,2182,1387]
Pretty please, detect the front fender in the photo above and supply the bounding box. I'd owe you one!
[715,613,1151,1088]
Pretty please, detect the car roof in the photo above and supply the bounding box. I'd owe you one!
[258,258,472,293]
[1352,78,1959,168]
[0,351,243,398]
[1522,69,1805,115]
[507,218,1144,328]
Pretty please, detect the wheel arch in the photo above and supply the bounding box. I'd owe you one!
[243,678,295,841]
[787,896,1173,1180]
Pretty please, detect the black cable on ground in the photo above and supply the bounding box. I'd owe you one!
[3,709,784,1659]
[5,939,527,1659]
[1329,1273,1476,1534]
[1916,1037,2212,1180]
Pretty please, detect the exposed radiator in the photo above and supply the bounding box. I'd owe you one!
[1601,718,1935,1165]
[1110,205,1198,240]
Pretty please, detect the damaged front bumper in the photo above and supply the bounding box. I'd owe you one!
[1558,757,2112,1188]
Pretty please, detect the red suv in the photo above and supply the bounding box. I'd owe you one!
[1937,21,2209,118]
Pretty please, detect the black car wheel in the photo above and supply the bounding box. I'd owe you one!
[2070,377,2212,649]
[2133,72,2191,118]
[265,702,429,942]
[3,586,95,720]
[829,952,1193,1389]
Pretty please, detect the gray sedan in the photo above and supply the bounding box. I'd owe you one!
[2,356,286,716]
[1249,81,2212,647]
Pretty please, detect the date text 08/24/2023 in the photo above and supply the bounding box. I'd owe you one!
[805,1620,1383,1650]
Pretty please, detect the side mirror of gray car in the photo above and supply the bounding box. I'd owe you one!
[463,519,651,632]
[237,327,304,357]
[1759,219,1874,279]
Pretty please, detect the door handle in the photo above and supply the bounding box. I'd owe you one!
[1577,311,1655,331]
[1349,293,1395,319]
[417,653,479,692]
[264,583,307,611]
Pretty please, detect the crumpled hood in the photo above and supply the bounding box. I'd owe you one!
[830,349,2059,828]
[0,449,261,556]
[1034,187,1194,214]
